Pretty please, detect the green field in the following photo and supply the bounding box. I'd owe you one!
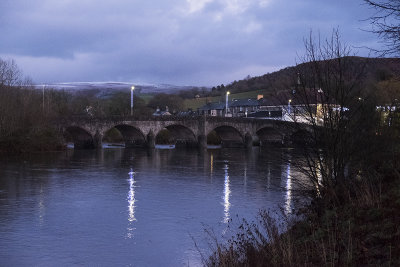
[183,90,265,110]
[138,94,154,104]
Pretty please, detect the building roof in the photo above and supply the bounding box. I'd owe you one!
[258,97,278,106]
[230,98,259,107]
[152,108,171,116]
[198,102,226,111]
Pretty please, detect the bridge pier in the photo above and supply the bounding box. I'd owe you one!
[197,135,207,149]
[282,134,292,147]
[93,131,103,149]
[245,133,253,149]
[147,131,155,148]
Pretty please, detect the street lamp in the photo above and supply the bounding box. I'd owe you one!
[42,85,45,114]
[131,86,135,116]
[225,91,230,116]
[288,99,292,114]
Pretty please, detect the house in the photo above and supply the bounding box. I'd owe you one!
[247,98,283,118]
[153,106,172,116]
[198,102,226,116]
[198,95,268,117]
[198,97,272,118]
[273,89,340,124]
[230,98,260,117]
[176,109,196,117]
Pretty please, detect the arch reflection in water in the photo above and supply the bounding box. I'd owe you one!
[222,162,231,224]
[127,168,137,238]
[284,162,292,215]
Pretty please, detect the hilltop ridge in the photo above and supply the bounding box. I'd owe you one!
[221,57,400,96]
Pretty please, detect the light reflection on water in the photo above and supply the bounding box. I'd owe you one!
[0,147,304,266]
[127,168,137,239]
[38,185,45,226]
[223,162,231,224]
[285,162,292,215]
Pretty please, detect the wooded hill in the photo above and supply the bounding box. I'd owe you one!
[218,57,400,97]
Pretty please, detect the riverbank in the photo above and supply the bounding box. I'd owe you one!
[0,127,66,154]
[206,156,400,266]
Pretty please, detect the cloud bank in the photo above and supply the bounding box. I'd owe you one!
[0,0,380,86]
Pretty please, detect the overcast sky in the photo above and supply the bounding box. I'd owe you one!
[0,0,381,86]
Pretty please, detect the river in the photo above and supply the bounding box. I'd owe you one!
[0,147,301,266]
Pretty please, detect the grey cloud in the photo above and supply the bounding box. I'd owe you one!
[0,0,383,86]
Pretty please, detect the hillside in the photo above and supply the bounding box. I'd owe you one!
[221,57,400,96]
[189,57,400,110]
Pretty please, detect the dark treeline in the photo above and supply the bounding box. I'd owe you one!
[0,58,64,153]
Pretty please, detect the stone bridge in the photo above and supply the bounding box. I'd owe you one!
[58,116,302,149]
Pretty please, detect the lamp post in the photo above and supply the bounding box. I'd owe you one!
[288,99,292,114]
[225,91,230,117]
[130,86,135,116]
[42,85,45,114]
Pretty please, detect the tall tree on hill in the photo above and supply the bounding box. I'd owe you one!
[0,58,22,87]
[364,0,400,56]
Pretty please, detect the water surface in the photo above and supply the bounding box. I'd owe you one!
[0,148,298,266]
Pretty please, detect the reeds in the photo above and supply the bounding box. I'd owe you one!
[205,166,400,266]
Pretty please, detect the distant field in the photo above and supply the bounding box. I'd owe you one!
[138,94,154,104]
[184,90,265,110]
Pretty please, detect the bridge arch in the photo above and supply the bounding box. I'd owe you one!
[156,124,197,147]
[256,126,283,147]
[209,125,244,148]
[110,124,147,148]
[65,126,95,149]
[290,129,313,146]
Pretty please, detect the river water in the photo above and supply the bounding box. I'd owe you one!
[0,147,300,266]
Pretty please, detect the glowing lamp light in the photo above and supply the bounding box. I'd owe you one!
[130,86,135,116]
[225,91,231,116]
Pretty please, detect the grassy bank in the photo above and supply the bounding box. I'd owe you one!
[205,159,400,266]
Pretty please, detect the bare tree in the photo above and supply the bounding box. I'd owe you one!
[284,30,380,206]
[364,0,400,56]
[0,58,22,87]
